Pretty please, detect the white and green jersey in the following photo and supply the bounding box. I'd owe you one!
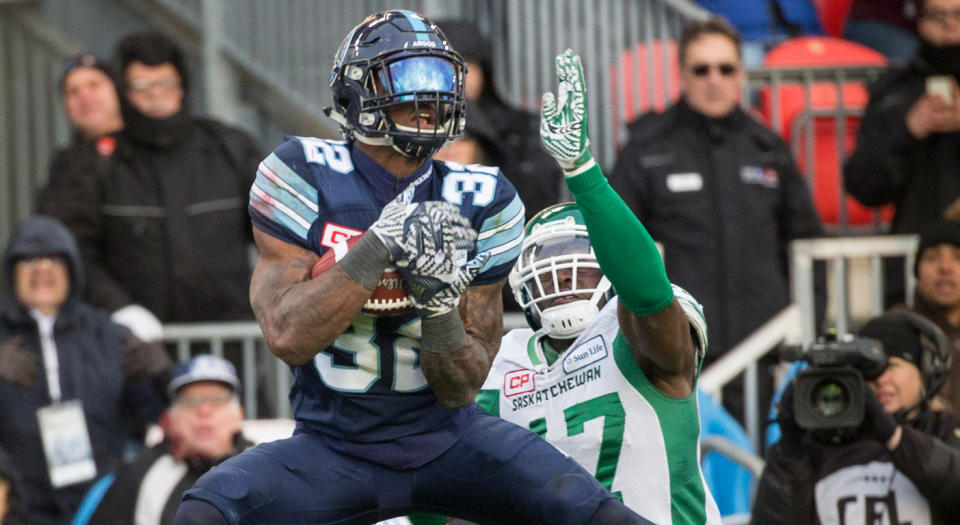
[477,286,721,525]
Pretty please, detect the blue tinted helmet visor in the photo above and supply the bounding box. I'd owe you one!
[381,56,457,101]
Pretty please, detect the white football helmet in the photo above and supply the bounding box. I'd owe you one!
[509,203,613,339]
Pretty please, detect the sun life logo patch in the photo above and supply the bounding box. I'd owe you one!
[562,335,608,374]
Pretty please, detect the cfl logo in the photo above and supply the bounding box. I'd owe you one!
[504,369,535,397]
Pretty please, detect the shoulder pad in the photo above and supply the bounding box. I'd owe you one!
[673,284,708,357]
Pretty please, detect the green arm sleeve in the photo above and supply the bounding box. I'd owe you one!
[565,163,674,316]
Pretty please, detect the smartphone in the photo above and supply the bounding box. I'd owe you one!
[926,75,954,103]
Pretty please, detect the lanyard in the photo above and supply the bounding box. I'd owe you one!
[30,310,61,403]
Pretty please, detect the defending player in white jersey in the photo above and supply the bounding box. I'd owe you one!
[476,49,722,525]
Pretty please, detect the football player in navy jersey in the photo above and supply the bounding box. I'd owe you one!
[175,10,649,525]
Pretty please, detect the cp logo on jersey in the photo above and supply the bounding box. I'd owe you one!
[321,223,364,259]
[504,369,535,397]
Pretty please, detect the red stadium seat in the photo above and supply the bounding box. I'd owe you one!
[610,39,680,146]
[813,0,854,37]
[760,36,893,230]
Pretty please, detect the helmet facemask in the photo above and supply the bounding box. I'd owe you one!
[510,222,612,340]
[327,12,466,159]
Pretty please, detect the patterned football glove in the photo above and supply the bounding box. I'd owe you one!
[367,185,418,263]
[540,49,595,173]
[367,187,474,265]
[400,211,489,318]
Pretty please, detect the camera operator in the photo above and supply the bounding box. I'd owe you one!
[751,311,960,525]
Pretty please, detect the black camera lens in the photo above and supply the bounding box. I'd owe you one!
[811,380,849,418]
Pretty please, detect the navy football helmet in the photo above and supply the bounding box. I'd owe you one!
[327,10,466,158]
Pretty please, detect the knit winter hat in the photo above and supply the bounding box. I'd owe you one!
[857,315,923,368]
[914,219,960,275]
[60,53,115,92]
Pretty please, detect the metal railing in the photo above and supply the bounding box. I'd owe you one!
[0,6,79,246]
[700,234,919,451]
[745,64,891,234]
[154,0,711,168]
[161,312,530,420]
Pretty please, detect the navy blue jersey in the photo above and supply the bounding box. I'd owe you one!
[249,137,524,468]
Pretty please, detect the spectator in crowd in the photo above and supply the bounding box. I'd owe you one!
[751,311,960,524]
[73,354,252,525]
[0,216,170,525]
[846,0,960,306]
[908,211,960,409]
[176,11,645,524]
[695,0,823,65]
[40,31,262,341]
[36,53,123,211]
[435,19,561,223]
[0,449,21,525]
[845,0,921,62]
[609,17,824,426]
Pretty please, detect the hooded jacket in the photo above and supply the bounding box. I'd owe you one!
[0,216,164,525]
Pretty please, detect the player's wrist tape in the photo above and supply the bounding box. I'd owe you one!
[340,234,390,290]
[420,309,466,353]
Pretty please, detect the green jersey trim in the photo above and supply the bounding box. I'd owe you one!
[475,389,500,417]
[612,332,708,525]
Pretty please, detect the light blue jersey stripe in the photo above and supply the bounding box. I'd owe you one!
[482,235,523,270]
[476,194,524,272]
[477,217,523,253]
[250,185,311,241]
[262,153,319,208]
[253,167,319,228]
[478,194,524,240]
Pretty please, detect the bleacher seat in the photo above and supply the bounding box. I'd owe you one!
[760,36,894,230]
[812,0,854,37]
[611,39,680,147]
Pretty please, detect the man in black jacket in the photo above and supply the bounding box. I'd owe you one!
[74,354,252,525]
[0,216,170,525]
[845,0,960,305]
[609,18,823,425]
[39,32,262,339]
[752,311,960,524]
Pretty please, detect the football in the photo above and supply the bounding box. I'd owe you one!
[311,235,414,316]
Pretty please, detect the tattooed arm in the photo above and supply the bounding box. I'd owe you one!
[420,280,505,409]
[250,228,375,366]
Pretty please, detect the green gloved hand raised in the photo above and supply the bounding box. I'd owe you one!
[539,49,595,175]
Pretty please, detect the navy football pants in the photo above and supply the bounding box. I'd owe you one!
[177,407,650,524]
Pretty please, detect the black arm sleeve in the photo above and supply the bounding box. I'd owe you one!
[889,424,960,520]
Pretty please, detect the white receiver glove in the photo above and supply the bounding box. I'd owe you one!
[111,304,164,342]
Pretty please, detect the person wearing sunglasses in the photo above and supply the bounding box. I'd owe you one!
[609,17,824,431]
[846,0,960,309]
